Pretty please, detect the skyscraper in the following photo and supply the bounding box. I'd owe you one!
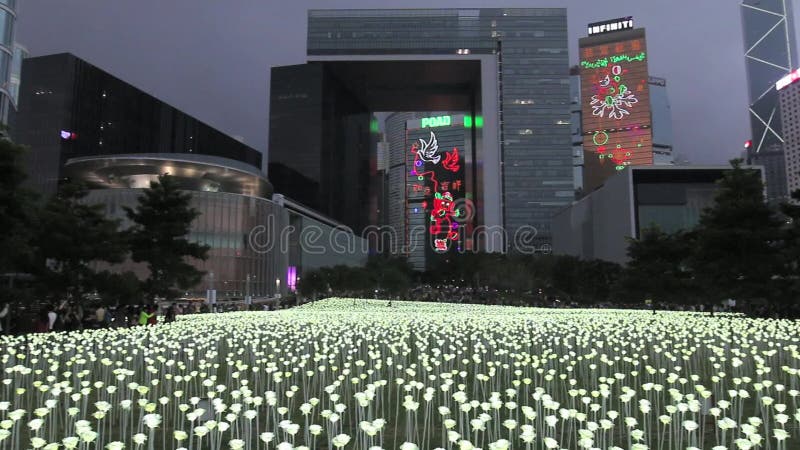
[579,18,655,192]
[777,68,800,196]
[0,0,24,129]
[741,0,797,201]
[270,9,572,251]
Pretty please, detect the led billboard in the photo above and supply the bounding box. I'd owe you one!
[580,32,652,190]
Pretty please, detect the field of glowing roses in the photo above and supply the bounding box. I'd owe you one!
[1,299,800,450]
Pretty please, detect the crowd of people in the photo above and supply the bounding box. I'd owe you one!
[405,284,507,304]
[23,302,193,333]
[0,286,791,335]
[0,299,294,334]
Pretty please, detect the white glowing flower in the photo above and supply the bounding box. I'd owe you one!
[174,430,188,441]
[142,414,161,429]
[260,432,275,443]
[62,437,80,449]
[488,439,510,450]
[332,434,351,448]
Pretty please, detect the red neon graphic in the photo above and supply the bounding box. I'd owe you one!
[442,147,461,173]
[428,191,459,252]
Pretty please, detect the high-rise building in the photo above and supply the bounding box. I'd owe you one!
[778,68,800,196]
[578,17,655,193]
[741,0,797,201]
[385,112,428,255]
[270,9,572,252]
[0,0,24,129]
[269,63,373,234]
[649,77,674,165]
[14,53,263,195]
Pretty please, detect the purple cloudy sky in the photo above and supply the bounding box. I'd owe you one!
[16,0,791,164]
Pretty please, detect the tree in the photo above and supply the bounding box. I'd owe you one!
[365,255,413,295]
[780,190,800,303]
[615,227,693,305]
[35,181,127,302]
[95,271,143,306]
[125,174,209,303]
[574,259,622,304]
[689,159,784,305]
[0,139,38,301]
[298,269,327,298]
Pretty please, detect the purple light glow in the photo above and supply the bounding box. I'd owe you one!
[287,266,297,291]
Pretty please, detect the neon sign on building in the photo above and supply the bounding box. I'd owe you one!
[587,17,634,36]
[420,115,452,128]
[406,115,470,259]
[579,34,653,190]
[410,131,464,253]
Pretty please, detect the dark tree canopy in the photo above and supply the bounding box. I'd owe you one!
[615,227,694,304]
[689,159,784,303]
[0,139,38,302]
[35,181,127,302]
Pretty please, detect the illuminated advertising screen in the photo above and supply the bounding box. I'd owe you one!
[580,32,652,190]
[406,115,471,261]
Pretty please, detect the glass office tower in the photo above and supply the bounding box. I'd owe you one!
[741,0,797,201]
[275,8,572,251]
[0,0,22,128]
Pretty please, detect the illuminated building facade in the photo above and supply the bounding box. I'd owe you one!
[404,114,472,270]
[14,53,263,195]
[579,20,654,192]
[64,154,288,299]
[572,68,674,195]
[741,0,797,202]
[270,8,572,251]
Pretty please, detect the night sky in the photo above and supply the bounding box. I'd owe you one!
[16,0,793,165]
